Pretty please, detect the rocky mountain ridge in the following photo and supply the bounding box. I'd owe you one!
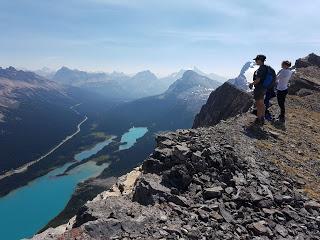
[0,67,68,121]
[33,53,320,239]
[193,82,254,128]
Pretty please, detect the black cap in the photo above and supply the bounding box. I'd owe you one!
[253,54,266,61]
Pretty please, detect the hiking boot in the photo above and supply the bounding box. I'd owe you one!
[265,111,273,121]
[276,115,285,123]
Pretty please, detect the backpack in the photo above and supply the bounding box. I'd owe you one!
[263,65,276,89]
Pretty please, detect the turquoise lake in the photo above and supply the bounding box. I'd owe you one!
[119,127,149,151]
[0,127,148,240]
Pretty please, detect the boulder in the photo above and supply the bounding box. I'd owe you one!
[203,186,223,199]
[304,201,320,210]
[132,174,171,205]
[249,221,272,236]
[162,165,192,191]
[289,53,320,95]
[295,53,320,68]
[289,66,320,94]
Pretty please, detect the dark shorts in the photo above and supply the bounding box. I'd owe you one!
[254,87,266,101]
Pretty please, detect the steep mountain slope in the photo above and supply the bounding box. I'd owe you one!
[159,69,186,88]
[33,53,320,240]
[193,82,254,128]
[0,67,81,173]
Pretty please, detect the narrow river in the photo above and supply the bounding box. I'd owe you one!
[0,105,88,180]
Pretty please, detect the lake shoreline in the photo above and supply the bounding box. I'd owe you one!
[0,122,109,198]
[57,136,119,176]
[0,127,149,240]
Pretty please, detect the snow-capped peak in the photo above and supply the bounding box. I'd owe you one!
[228,61,258,91]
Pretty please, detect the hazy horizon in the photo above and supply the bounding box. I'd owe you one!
[0,65,229,79]
[1,0,319,77]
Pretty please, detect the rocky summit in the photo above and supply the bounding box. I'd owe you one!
[33,54,320,240]
[193,82,254,128]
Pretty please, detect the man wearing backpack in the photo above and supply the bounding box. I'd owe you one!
[249,55,269,125]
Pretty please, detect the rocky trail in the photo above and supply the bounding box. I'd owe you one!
[33,53,320,240]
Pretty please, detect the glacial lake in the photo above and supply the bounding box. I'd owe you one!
[0,127,148,240]
[119,127,149,151]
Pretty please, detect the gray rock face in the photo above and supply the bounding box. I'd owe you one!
[289,53,320,95]
[289,66,320,95]
[295,53,320,68]
[203,187,223,199]
[193,82,254,128]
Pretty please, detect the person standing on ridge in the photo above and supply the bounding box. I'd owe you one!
[249,54,268,125]
[276,60,293,123]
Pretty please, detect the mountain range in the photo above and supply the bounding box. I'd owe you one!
[35,66,227,101]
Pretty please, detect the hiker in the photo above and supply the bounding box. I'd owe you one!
[249,55,268,125]
[276,60,293,122]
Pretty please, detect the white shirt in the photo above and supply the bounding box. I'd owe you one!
[276,69,293,91]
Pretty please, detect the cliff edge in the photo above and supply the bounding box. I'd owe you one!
[193,82,254,128]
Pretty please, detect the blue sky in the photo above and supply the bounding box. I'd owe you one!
[1,0,319,77]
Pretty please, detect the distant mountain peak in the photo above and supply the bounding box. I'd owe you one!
[133,70,158,80]
[0,66,43,82]
[166,70,220,96]
[7,66,17,71]
[182,70,199,79]
[57,66,74,72]
[189,67,227,83]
